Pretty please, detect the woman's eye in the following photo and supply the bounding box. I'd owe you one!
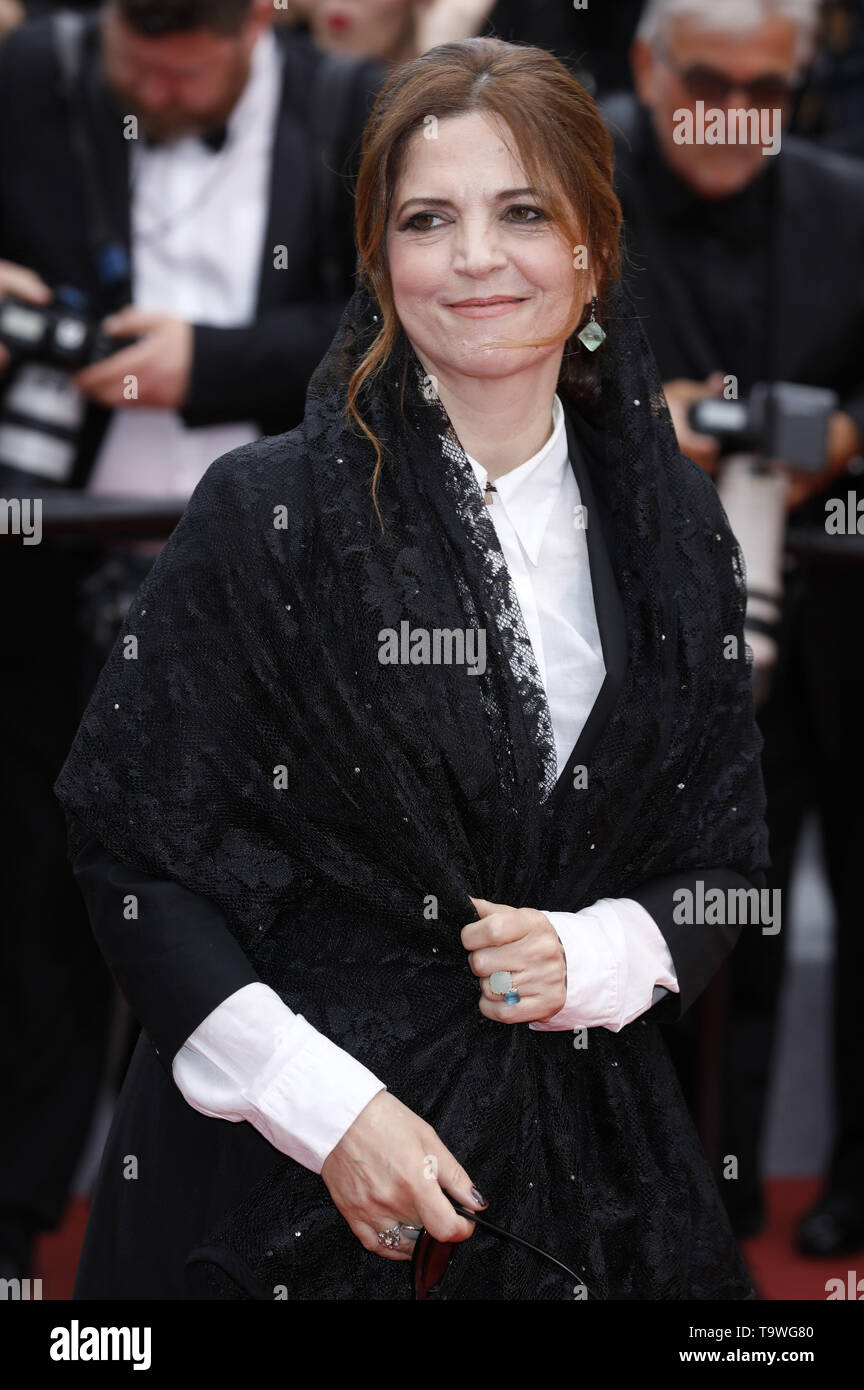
[507,205,545,223]
[401,212,444,232]
[399,206,547,233]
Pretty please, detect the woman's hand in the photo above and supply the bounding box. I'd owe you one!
[319,1090,485,1262]
[462,896,568,1024]
[412,0,498,57]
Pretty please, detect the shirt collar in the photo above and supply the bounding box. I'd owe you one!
[465,393,569,565]
[225,24,280,141]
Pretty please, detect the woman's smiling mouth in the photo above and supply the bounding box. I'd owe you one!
[446,296,529,318]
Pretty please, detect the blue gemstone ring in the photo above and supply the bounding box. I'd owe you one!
[489,969,521,1006]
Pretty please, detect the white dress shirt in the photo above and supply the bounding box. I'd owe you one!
[86,25,281,502]
[172,392,679,1174]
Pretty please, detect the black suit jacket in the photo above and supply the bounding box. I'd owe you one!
[0,15,384,485]
[69,404,765,1077]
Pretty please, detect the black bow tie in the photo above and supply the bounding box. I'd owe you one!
[142,123,229,153]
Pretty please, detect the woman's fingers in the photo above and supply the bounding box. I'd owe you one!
[319,1092,486,1261]
[341,1204,418,1261]
[478,992,540,1023]
[466,911,562,983]
[474,951,562,1000]
[416,1143,486,1242]
[356,1219,415,1261]
[478,969,531,1002]
[477,963,560,1001]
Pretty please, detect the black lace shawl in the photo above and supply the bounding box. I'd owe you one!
[54,277,769,1299]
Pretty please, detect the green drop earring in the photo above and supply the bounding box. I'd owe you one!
[577,296,606,351]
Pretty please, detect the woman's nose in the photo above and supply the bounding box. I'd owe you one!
[451,219,508,275]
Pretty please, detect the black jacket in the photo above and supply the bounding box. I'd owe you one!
[0,13,384,486]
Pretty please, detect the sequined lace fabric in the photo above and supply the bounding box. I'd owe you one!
[55,277,769,1299]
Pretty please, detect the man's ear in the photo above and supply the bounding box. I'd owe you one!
[630,38,658,108]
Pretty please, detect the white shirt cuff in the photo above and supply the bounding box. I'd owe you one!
[528,898,679,1033]
[171,981,387,1174]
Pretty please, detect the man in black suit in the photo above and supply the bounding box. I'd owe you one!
[0,0,383,479]
[0,0,383,1279]
[601,0,864,1255]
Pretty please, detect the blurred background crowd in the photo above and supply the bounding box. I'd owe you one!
[1,0,863,1301]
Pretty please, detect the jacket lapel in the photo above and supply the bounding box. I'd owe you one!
[255,34,315,312]
[544,401,629,809]
[83,14,132,264]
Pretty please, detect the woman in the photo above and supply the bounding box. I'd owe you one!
[309,0,496,66]
[56,37,769,1300]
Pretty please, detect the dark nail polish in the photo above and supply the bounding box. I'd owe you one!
[470,1186,487,1208]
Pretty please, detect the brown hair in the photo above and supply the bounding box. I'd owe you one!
[346,37,623,531]
[113,0,254,34]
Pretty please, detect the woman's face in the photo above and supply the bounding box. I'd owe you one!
[311,0,413,61]
[385,110,594,393]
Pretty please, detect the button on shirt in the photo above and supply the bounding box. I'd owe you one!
[171,392,679,1173]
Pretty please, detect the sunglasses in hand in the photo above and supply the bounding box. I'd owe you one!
[410,1191,602,1300]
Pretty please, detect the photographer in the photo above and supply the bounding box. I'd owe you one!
[0,0,383,1280]
[602,0,864,1256]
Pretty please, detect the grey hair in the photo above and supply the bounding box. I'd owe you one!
[636,0,822,66]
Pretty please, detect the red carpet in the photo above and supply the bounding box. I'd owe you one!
[33,1196,90,1301]
[33,1177,861,1300]
[738,1176,864,1301]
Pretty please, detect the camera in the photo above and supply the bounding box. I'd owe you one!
[688,381,838,706]
[0,289,136,489]
[689,381,836,471]
[0,291,134,370]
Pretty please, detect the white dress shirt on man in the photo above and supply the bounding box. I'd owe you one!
[86,24,281,501]
[171,391,679,1174]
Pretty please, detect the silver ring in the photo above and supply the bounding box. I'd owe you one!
[377,1224,402,1248]
[377,1221,422,1248]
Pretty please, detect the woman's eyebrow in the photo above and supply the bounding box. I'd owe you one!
[394,187,539,219]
